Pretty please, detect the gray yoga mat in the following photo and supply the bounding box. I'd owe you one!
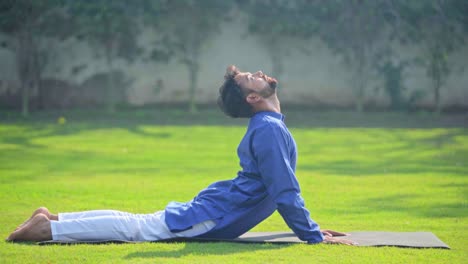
[38,231,450,249]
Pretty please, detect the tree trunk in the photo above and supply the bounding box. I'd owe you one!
[30,36,41,110]
[434,72,441,114]
[429,49,443,114]
[105,40,116,113]
[354,49,366,113]
[356,86,364,113]
[16,29,33,117]
[354,72,364,113]
[33,39,45,110]
[21,81,29,117]
[188,62,199,113]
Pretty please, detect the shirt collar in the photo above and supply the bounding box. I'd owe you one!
[253,111,285,121]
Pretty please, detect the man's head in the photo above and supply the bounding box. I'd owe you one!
[217,65,278,118]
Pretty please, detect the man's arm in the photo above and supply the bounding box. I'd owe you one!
[252,124,324,243]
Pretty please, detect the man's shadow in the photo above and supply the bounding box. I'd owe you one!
[124,241,291,259]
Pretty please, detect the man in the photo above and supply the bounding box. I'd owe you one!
[7,65,356,245]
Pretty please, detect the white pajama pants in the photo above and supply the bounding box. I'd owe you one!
[50,210,216,242]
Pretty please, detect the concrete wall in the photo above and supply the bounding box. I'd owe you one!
[1,19,467,108]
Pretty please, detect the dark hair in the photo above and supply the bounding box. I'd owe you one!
[217,76,254,118]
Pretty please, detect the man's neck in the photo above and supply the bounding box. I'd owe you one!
[253,96,281,114]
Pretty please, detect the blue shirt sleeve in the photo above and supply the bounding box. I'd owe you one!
[251,123,324,243]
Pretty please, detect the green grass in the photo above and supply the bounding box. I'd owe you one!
[1,109,467,263]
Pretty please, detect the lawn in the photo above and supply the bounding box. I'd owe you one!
[0,109,467,263]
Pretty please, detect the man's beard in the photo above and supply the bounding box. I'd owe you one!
[259,76,278,98]
[266,76,278,89]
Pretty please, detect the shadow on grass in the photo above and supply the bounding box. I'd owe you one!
[0,108,246,151]
[299,156,467,176]
[1,108,467,181]
[1,110,466,148]
[355,194,467,219]
[2,107,467,128]
[0,145,166,184]
[298,128,468,176]
[1,108,466,148]
[0,121,179,152]
[124,242,290,259]
[283,110,468,128]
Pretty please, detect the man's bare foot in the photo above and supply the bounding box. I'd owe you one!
[7,213,52,242]
[15,207,57,231]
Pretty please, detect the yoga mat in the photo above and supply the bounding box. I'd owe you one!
[38,231,450,249]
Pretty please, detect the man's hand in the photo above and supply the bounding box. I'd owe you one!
[321,229,358,246]
[322,236,358,245]
[321,229,348,237]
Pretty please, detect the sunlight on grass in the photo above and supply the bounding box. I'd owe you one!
[0,121,466,263]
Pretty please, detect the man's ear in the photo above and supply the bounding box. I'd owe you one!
[246,93,261,104]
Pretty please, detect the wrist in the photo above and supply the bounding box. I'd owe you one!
[307,231,325,244]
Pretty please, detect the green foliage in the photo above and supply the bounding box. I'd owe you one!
[240,0,318,38]
[1,1,467,113]
[65,0,144,112]
[156,0,232,64]
[391,0,468,112]
[312,0,393,112]
[144,0,234,112]
[239,0,319,78]
[0,0,65,35]
[0,111,467,263]
[376,58,428,112]
[66,0,142,62]
[0,0,69,116]
[378,61,407,110]
[239,0,467,112]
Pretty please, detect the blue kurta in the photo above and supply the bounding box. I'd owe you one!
[164,111,324,243]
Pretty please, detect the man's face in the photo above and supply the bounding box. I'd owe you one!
[233,70,278,98]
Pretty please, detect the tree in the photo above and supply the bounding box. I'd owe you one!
[146,0,233,113]
[0,0,67,116]
[391,0,468,113]
[311,0,393,112]
[66,0,142,113]
[238,0,318,81]
[376,59,416,111]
